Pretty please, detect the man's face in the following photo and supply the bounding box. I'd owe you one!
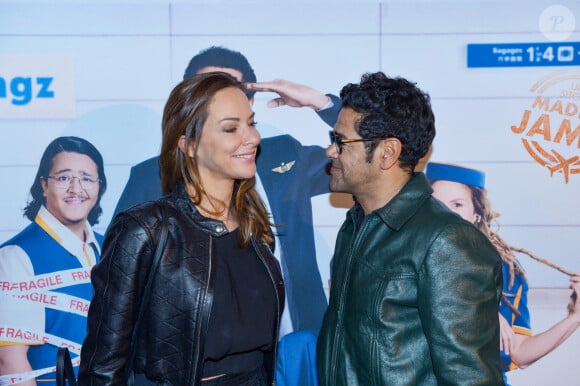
[41,151,100,230]
[326,108,377,196]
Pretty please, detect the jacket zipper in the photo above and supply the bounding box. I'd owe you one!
[191,235,214,385]
[329,215,370,385]
[252,238,281,385]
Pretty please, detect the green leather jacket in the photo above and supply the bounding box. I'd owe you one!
[317,173,504,386]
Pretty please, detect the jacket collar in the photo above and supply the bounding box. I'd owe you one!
[168,183,230,237]
[350,172,433,231]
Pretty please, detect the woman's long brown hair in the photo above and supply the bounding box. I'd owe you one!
[470,186,575,313]
[469,186,526,290]
[158,72,273,247]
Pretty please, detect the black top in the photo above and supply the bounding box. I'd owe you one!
[202,228,277,377]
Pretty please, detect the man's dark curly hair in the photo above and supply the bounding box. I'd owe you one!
[340,71,435,171]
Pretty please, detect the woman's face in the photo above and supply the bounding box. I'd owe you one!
[431,180,478,224]
[193,86,260,186]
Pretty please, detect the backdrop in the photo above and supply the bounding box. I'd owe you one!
[0,1,578,384]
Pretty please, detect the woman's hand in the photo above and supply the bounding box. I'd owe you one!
[499,312,515,355]
[568,273,580,317]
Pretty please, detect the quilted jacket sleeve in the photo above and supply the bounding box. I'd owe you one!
[79,211,158,385]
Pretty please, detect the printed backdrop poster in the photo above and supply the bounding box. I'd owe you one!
[0,1,578,385]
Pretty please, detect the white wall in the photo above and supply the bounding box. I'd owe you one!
[507,289,580,386]
[1,1,579,384]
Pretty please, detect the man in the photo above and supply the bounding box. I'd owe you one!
[0,136,107,386]
[316,72,503,385]
[113,46,341,334]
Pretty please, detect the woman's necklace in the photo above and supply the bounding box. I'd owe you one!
[196,205,237,231]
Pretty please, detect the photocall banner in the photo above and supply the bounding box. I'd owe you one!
[0,54,75,119]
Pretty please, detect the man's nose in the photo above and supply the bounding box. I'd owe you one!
[67,177,83,192]
[326,143,338,159]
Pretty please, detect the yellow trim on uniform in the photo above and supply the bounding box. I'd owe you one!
[82,242,92,266]
[511,285,524,325]
[508,283,531,371]
[35,215,63,244]
[0,340,44,346]
[513,326,532,336]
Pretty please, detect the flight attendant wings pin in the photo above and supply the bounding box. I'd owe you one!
[272,160,296,173]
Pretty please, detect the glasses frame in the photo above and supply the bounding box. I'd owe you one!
[46,175,100,190]
[329,131,388,154]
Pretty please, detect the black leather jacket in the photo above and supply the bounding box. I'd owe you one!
[79,185,285,385]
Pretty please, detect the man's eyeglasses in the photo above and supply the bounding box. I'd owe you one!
[46,175,100,190]
[329,131,387,154]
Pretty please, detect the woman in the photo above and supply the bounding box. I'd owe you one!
[426,162,580,385]
[0,136,106,385]
[79,72,284,385]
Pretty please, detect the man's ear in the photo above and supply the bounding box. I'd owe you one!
[378,138,402,170]
[178,135,196,157]
[40,176,48,198]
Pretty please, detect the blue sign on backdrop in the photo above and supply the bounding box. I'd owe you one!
[467,42,580,68]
